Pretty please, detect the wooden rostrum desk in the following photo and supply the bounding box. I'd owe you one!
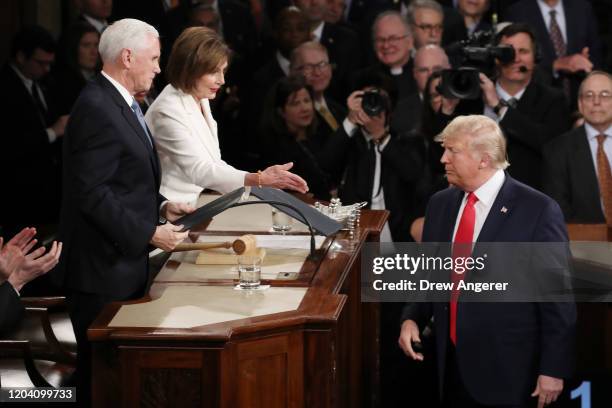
[88,203,388,408]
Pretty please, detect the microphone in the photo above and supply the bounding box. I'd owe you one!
[228,200,319,259]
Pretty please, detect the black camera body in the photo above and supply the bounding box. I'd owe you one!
[439,30,515,100]
[361,89,391,117]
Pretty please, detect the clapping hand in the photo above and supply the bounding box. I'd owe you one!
[1,227,62,292]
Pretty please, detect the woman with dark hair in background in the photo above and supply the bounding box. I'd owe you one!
[260,75,334,200]
[50,21,100,115]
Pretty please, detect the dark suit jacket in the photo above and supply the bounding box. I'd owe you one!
[499,80,570,189]
[0,281,24,333]
[391,92,422,134]
[314,96,347,139]
[261,128,333,201]
[0,64,62,235]
[543,125,606,223]
[505,0,602,102]
[54,75,165,299]
[402,175,576,405]
[321,127,427,241]
[321,22,363,100]
[352,60,417,104]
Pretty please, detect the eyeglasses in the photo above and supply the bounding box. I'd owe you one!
[374,34,409,46]
[414,65,445,75]
[414,24,443,33]
[295,61,332,75]
[580,91,612,103]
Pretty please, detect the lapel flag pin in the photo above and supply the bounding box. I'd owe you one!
[501,206,508,214]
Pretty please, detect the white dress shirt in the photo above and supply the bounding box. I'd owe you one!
[101,70,134,107]
[483,82,527,121]
[343,121,393,241]
[82,14,108,33]
[276,51,291,76]
[452,169,506,242]
[536,0,567,44]
[312,21,325,42]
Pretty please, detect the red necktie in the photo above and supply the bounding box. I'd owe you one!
[450,192,478,344]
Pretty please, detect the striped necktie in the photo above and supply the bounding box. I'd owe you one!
[596,134,612,225]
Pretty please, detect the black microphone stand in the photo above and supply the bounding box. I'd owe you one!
[227,200,319,260]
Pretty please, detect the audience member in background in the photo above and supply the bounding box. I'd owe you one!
[186,3,247,168]
[431,23,571,190]
[327,76,427,243]
[0,227,62,333]
[407,0,445,49]
[111,0,172,29]
[162,0,258,68]
[324,75,430,408]
[290,41,347,142]
[145,27,307,206]
[356,10,416,102]
[505,0,602,107]
[324,0,346,25]
[51,22,100,115]
[0,26,68,239]
[457,0,492,36]
[294,0,362,100]
[420,71,450,191]
[543,71,612,224]
[392,44,450,133]
[76,0,113,33]
[260,75,333,200]
[245,6,312,169]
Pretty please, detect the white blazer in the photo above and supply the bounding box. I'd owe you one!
[145,84,245,204]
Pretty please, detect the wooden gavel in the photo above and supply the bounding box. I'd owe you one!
[173,234,257,254]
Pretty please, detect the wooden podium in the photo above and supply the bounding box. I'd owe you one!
[89,208,387,408]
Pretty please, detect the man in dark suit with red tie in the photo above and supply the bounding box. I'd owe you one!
[53,18,193,405]
[399,115,576,407]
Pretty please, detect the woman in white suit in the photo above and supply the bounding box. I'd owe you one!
[145,27,307,205]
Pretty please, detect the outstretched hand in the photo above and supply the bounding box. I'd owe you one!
[259,162,309,193]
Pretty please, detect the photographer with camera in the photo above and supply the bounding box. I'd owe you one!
[434,23,571,189]
[319,73,428,243]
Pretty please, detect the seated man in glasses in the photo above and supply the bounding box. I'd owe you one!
[543,71,612,224]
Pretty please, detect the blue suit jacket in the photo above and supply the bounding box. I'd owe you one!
[402,175,576,405]
[54,75,165,299]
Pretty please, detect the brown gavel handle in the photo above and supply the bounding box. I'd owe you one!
[172,242,232,252]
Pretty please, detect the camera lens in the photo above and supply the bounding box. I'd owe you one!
[361,90,385,117]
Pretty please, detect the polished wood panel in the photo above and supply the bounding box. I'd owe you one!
[90,210,389,408]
